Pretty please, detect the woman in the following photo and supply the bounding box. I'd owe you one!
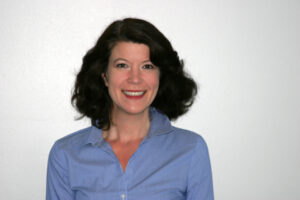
[46,18,214,200]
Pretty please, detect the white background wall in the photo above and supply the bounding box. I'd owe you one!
[0,0,299,199]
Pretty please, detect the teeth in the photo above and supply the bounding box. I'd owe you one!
[123,91,145,96]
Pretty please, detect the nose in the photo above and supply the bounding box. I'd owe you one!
[128,66,142,84]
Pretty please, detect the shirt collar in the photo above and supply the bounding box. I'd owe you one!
[146,107,173,138]
[83,107,173,146]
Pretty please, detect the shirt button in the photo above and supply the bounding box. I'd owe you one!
[121,194,126,199]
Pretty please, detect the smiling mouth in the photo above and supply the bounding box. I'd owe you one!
[122,90,146,96]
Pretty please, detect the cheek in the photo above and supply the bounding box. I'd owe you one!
[107,71,124,87]
[153,79,159,89]
[149,74,160,89]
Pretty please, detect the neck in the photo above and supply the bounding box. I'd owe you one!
[103,108,151,143]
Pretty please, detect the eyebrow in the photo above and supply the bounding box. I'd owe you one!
[112,58,152,64]
[112,58,128,64]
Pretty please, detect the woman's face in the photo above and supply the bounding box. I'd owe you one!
[102,42,160,116]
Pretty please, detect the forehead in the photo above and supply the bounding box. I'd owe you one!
[109,42,150,62]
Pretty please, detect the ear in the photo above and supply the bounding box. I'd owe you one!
[101,73,109,87]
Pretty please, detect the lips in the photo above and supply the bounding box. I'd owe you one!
[122,90,146,98]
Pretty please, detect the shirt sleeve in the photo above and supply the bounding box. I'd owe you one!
[46,142,74,200]
[186,138,214,200]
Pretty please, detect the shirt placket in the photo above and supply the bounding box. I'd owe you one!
[97,133,152,200]
[97,141,128,199]
[119,136,149,200]
[119,163,128,200]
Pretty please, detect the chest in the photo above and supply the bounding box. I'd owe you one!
[109,140,141,172]
[69,140,193,200]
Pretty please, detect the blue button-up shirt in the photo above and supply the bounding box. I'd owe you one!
[46,108,214,200]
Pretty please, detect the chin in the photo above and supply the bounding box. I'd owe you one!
[125,107,149,115]
[116,104,150,116]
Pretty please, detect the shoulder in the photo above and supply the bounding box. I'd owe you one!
[50,126,93,154]
[171,126,208,147]
[157,125,209,153]
[170,127,212,171]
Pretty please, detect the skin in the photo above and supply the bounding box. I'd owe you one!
[102,42,160,172]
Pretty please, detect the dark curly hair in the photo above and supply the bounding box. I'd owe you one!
[72,18,197,129]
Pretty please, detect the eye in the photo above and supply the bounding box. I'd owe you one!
[142,64,155,70]
[116,63,127,68]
